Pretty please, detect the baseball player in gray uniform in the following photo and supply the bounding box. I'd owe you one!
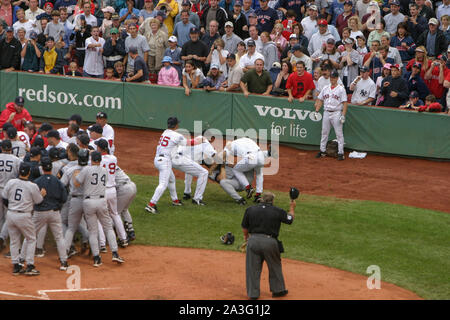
[115,167,137,241]
[74,151,124,267]
[7,127,27,159]
[61,144,90,257]
[20,157,69,271]
[209,165,255,205]
[2,163,45,276]
[0,140,22,253]
[314,69,348,161]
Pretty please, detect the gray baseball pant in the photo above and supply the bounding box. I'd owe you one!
[83,198,118,257]
[320,110,344,154]
[7,212,36,265]
[117,182,137,225]
[64,197,85,251]
[232,151,265,193]
[219,178,243,201]
[246,234,286,299]
[21,210,68,262]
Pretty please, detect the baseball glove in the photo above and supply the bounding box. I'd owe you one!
[220,232,235,245]
[326,140,339,158]
[239,240,248,253]
[289,187,300,200]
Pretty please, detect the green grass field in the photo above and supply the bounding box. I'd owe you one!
[128,174,450,300]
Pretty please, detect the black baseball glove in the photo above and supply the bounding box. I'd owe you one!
[289,187,300,200]
[220,232,235,245]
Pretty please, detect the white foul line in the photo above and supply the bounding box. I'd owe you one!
[0,288,118,300]
[0,290,49,300]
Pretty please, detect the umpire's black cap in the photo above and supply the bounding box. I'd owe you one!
[94,138,109,150]
[41,157,53,171]
[91,151,102,162]
[1,140,12,150]
[167,117,179,128]
[6,127,17,139]
[19,162,31,176]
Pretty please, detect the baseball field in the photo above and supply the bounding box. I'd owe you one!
[0,125,448,300]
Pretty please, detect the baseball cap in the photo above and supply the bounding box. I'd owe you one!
[412,62,422,69]
[318,19,327,26]
[162,56,173,63]
[356,34,366,41]
[47,36,55,42]
[289,34,297,39]
[181,0,191,5]
[79,14,86,21]
[360,66,369,72]
[292,43,302,51]
[39,123,53,132]
[6,127,17,139]
[91,151,102,162]
[77,132,90,145]
[101,6,115,13]
[30,31,38,40]
[390,0,400,6]
[391,64,400,70]
[326,38,335,45]
[225,21,233,28]
[30,146,41,157]
[247,39,256,46]
[89,124,103,134]
[69,114,82,124]
[128,46,138,54]
[33,137,45,148]
[44,2,53,8]
[96,111,107,119]
[309,4,318,11]
[409,91,419,98]
[2,122,13,131]
[15,96,25,106]
[94,138,109,150]
[226,53,236,60]
[156,10,166,19]
[46,130,60,139]
[344,0,353,6]
[5,26,13,32]
[130,13,138,19]
[41,157,53,171]
[429,18,439,25]
[110,27,119,34]
[234,0,242,6]
[168,35,177,42]
[330,70,339,78]
[415,47,425,53]
[248,12,257,18]
[344,38,354,45]
[48,147,60,160]
[210,63,220,69]
[19,162,31,176]
[272,61,281,69]
[1,140,12,150]
[112,13,120,20]
[190,26,200,34]
[167,117,179,128]
[58,148,68,160]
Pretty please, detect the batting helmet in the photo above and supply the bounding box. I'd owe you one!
[78,149,89,166]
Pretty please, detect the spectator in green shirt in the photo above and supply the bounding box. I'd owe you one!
[240,58,273,97]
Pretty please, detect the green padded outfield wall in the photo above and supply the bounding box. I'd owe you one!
[0,71,449,159]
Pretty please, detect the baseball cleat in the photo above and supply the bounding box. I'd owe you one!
[4,251,11,259]
[67,246,77,258]
[0,237,5,252]
[12,263,25,276]
[338,154,345,161]
[35,248,45,258]
[118,239,128,248]
[183,193,191,200]
[100,246,107,253]
[272,290,288,298]
[19,258,25,266]
[246,187,255,199]
[254,194,262,203]
[192,199,206,206]
[60,260,69,271]
[315,151,326,158]
[127,230,136,241]
[93,255,102,267]
[172,199,183,206]
[112,252,124,264]
[236,198,246,205]
[24,264,40,276]
[145,204,158,214]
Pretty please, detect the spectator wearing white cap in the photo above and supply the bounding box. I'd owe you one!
[164,35,182,83]
[222,21,243,54]
[206,38,229,77]
[416,18,449,58]
[203,63,226,91]
[301,4,319,40]
[173,9,195,47]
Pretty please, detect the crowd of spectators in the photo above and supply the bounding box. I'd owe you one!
[0,0,449,113]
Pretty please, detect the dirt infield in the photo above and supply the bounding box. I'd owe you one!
[2,123,446,300]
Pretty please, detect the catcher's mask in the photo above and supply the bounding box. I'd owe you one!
[220,232,235,245]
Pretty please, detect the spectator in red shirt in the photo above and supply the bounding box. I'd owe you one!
[286,60,315,103]
[418,95,443,112]
[0,96,32,134]
[424,55,448,100]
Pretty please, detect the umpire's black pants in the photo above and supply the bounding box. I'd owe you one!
[246,234,286,299]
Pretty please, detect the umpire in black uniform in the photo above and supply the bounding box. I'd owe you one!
[241,191,296,299]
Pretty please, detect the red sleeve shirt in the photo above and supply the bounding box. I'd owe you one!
[286,71,316,98]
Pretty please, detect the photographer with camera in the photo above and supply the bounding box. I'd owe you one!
[155,0,179,36]
[424,54,448,103]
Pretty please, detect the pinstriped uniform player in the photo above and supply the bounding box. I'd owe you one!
[115,166,137,241]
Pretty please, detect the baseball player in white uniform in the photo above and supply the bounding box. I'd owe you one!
[96,138,128,247]
[224,137,265,201]
[314,69,348,161]
[178,138,216,201]
[57,114,82,143]
[145,117,207,214]
[96,112,115,155]
[115,167,137,241]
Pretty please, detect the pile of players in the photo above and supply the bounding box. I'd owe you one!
[0,113,136,275]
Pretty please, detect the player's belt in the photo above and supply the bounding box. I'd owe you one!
[158,154,166,157]
[84,195,105,199]
[9,210,27,214]
[325,109,341,112]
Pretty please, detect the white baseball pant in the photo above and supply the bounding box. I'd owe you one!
[232,151,265,193]
[150,156,178,204]
[172,155,208,201]
[106,187,127,241]
[320,110,344,154]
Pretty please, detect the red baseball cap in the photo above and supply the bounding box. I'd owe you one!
[318,19,328,26]
[391,64,400,70]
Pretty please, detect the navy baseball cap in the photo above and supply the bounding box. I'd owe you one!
[344,0,353,6]
[128,46,138,54]
[32,137,45,148]
[94,138,109,150]
[156,10,166,19]
[409,91,419,98]
[48,147,60,160]
[391,0,400,5]
[70,114,82,124]
[79,14,86,21]
[1,140,12,150]
[226,53,236,60]
[96,111,107,119]
[19,162,31,176]
[6,127,17,139]
[247,39,256,46]
[167,117,179,128]
[41,157,53,171]
[234,0,242,6]
[190,26,200,34]
[30,146,41,157]
[77,132,90,145]
[360,66,369,72]
[5,26,13,32]
[46,130,60,139]
[330,70,339,78]
[39,122,53,132]
[292,44,302,51]
[15,96,25,106]
[91,151,102,162]
[30,31,38,40]
[88,124,103,134]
